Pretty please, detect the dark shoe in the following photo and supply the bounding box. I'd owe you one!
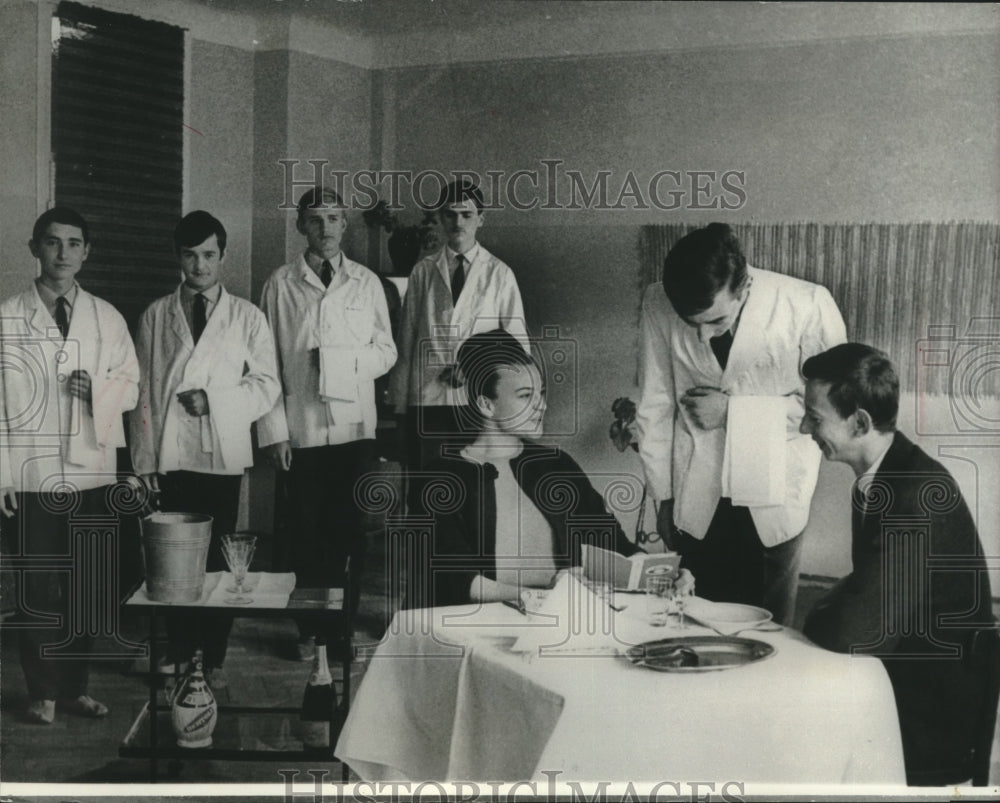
[26,699,56,724]
[60,694,109,718]
[205,666,229,690]
[296,636,316,662]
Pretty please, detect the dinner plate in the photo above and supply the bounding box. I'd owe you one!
[682,598,773,629]
[625,635,775,672]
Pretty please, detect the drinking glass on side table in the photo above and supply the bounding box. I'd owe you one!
[221,533,257,605]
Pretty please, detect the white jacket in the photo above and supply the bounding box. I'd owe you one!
[258,254,396,448]
[0,283,138,493]
[130,285,280,476]
[388,245,529,412]
[636,267,847,546]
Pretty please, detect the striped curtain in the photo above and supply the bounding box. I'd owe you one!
[639,222,1000,394]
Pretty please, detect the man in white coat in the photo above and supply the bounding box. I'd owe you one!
[388,180,529,509]
[636,223,846,625]
[259,187,396,658]
[0,207,139,723]
[130,211,280,686]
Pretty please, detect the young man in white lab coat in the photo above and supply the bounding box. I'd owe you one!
[388,180,529,509]
[636,223,846,625]
[258,187,396,658]
[130,211,280,687]
[0,207,139,723]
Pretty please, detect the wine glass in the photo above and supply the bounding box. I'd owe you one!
[221,533,257,605]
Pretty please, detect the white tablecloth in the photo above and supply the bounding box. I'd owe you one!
[335,601,905,784]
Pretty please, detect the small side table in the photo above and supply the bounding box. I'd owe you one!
[119,576,351,782]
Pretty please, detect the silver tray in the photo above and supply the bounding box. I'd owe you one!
[625,635,775,672]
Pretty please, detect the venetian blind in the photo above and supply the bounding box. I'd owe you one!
[52,1,184,330]
[639,222,1000,395]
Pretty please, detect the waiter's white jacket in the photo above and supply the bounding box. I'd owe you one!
[388,245,529,413]
[636,267,847,546]
[0,283,139,493]
[258,254,396,448]
[130,285,281,476]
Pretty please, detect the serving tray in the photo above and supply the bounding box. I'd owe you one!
[625,635,775,672]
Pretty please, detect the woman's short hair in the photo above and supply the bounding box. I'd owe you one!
[802,343,899,432]
[457,329,534,406]
[174,210,227,256]
[661,222,748,318]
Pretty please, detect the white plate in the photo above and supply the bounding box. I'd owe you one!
[683,598,773,628]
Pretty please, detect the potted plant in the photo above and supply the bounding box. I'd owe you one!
[363,200,441,276]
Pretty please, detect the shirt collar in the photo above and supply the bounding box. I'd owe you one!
[35,279,79,309]
[446,242,480,266]
[180,282,222,304]
[303,250,344,275]
[860,438,893,479]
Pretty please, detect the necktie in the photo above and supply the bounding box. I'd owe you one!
[193,292,207,344]
[452,254,466,306]
[321,259,334,288]
[54,296,70,340]
[710,329,733,370]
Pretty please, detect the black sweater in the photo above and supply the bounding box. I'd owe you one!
[409,442,640,607]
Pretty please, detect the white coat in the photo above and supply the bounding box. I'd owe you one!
[0,283,138,493]
[257,254,396,448]
[130,285,280,476]
[636,267,847,547]
[388,245,529,413]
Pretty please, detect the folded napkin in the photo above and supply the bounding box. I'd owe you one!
[510,573,621,656]
[723,396,785,506]
[205,571,297,608]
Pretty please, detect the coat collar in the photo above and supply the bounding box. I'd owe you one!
[168,283,233,348]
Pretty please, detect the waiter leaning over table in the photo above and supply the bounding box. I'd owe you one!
[0,207,139,724]
[636,223,846,625]
[130,211,280,688]
[258,187,396,659]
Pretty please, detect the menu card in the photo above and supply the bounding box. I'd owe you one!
[581,544,681,590]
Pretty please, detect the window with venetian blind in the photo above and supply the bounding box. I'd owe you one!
[52,1,184,330]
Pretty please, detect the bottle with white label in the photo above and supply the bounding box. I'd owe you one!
[170,649,217,748]
[300,643,336,755]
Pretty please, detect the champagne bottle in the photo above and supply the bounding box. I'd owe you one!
[170,649,218,748]
[300,643,336,755]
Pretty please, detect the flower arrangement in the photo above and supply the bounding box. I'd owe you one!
[609,397,639,452]
[362,200,442,276]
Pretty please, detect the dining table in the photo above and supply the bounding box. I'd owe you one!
[334,580,906,786]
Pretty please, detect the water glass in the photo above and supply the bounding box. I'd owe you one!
[645,567,674,627]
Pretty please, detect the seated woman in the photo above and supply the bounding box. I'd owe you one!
[409,329,640,607]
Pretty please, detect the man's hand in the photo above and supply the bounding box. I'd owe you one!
[68,369,92,405]
[656,498,676,549]
[265,441,293,472]
[140,473,161,494]
[681,386,728,430]
[0,487,17,518]
[177,389,210,417]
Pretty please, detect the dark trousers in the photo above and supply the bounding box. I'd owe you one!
[157,471,242,668]
[11,488,107,701]
[288,440,372,634]
[673,498,803,626]
[404,406,469,512]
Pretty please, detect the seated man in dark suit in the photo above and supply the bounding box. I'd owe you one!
[800,343,995,786]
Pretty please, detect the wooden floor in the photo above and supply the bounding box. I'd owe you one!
[2,558,998,787]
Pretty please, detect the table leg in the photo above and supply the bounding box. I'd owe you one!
[149,611,158,783]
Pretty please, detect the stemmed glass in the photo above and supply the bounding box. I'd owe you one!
[221,533,257,605]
